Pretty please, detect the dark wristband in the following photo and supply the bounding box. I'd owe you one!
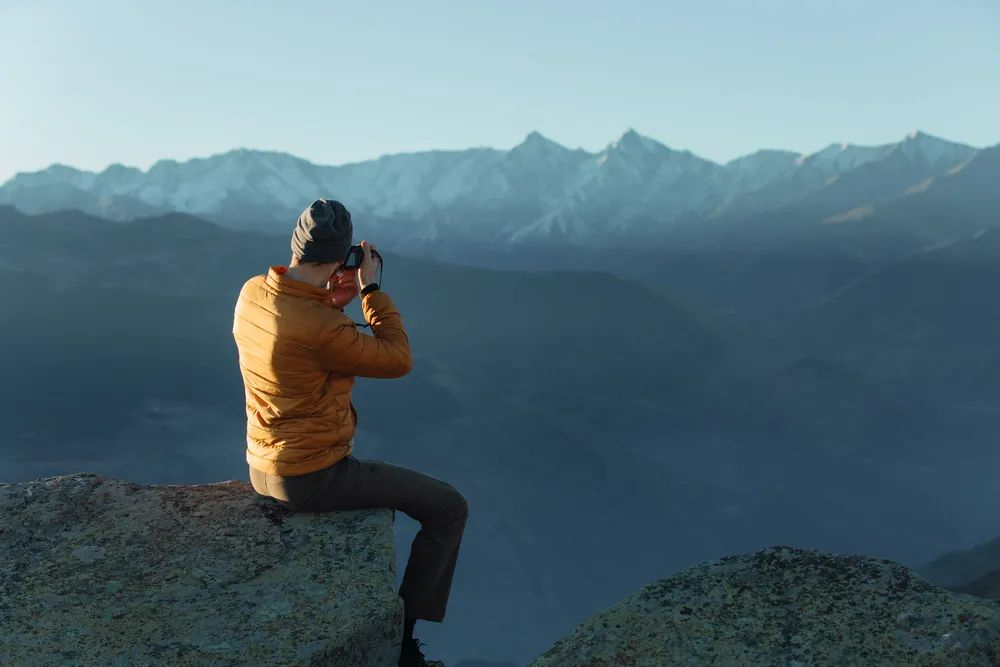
[360,282,381,296]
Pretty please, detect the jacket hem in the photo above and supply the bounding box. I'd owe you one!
[246,443,352,478]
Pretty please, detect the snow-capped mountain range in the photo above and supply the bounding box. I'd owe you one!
[0,129,984,250]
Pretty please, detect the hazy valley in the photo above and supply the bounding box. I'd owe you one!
[2,130,999,664]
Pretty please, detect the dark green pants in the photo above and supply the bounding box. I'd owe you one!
[249,455,468,622]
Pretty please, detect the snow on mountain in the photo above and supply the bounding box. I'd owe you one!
[0,130,983,246]
[508,130,575,164]
[895,130,978,170]
[793,131,975,179]
[6,164,96,191]
[321,148,506,218]
[503,131,593,199]
[721,149,802,195]
[708,132,979,222]
[504,130,724,243]
[801,141,895,175]
[136,149,326,214]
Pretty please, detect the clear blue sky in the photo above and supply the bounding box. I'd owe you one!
[2,0,997,182]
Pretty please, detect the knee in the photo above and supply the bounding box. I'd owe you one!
[442,485,469,525]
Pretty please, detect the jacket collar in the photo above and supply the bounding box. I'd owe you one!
[265,265,334,303]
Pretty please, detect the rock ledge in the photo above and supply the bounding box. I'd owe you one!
[0,472,402,666]
[531,545,1000,666]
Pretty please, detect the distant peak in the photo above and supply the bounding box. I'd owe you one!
[40,162,86,175]
[817,142,851,154]
[903,130,933,143]
[901,130,951,146]
[896,130,977,163]
[219,147,274,160]
[206,147,302,163]
[102,162,142,175]
[511,131,566,155]
[611,128,666,153]
[616,128,642,145]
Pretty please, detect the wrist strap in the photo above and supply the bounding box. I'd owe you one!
[360,282,380,297]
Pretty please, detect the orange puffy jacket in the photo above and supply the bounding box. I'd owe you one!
[232,265,412,476]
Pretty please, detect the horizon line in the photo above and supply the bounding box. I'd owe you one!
[4,128,994,183]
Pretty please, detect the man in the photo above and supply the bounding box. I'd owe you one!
[232,198,467,667]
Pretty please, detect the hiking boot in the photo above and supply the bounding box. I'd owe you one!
[398,636,445,667]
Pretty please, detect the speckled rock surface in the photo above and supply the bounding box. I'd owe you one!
[531,545,1000,667]
[0,472,403,666]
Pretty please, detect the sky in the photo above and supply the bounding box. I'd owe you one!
[1,0,998,182]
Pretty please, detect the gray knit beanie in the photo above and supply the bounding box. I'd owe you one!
[290,199,353,264]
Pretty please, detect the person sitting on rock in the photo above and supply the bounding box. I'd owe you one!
[233,198,467,667]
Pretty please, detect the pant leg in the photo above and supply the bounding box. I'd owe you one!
[263,456,469,623]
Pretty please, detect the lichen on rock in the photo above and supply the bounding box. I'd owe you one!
[0,472,403,666]
[530,545,1000,666]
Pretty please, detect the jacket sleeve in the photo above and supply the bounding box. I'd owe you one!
[315,289,413,378]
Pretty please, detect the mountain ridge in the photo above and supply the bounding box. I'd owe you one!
[1,130,984,248]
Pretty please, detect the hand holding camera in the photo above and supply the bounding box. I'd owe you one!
[329,240,382,308]
[344,240,381,291]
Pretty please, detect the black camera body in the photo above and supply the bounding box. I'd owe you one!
[342,245,382,270]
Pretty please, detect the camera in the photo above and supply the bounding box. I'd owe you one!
[342,244,382,271]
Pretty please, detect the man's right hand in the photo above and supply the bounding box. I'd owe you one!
[357,239,380,290]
